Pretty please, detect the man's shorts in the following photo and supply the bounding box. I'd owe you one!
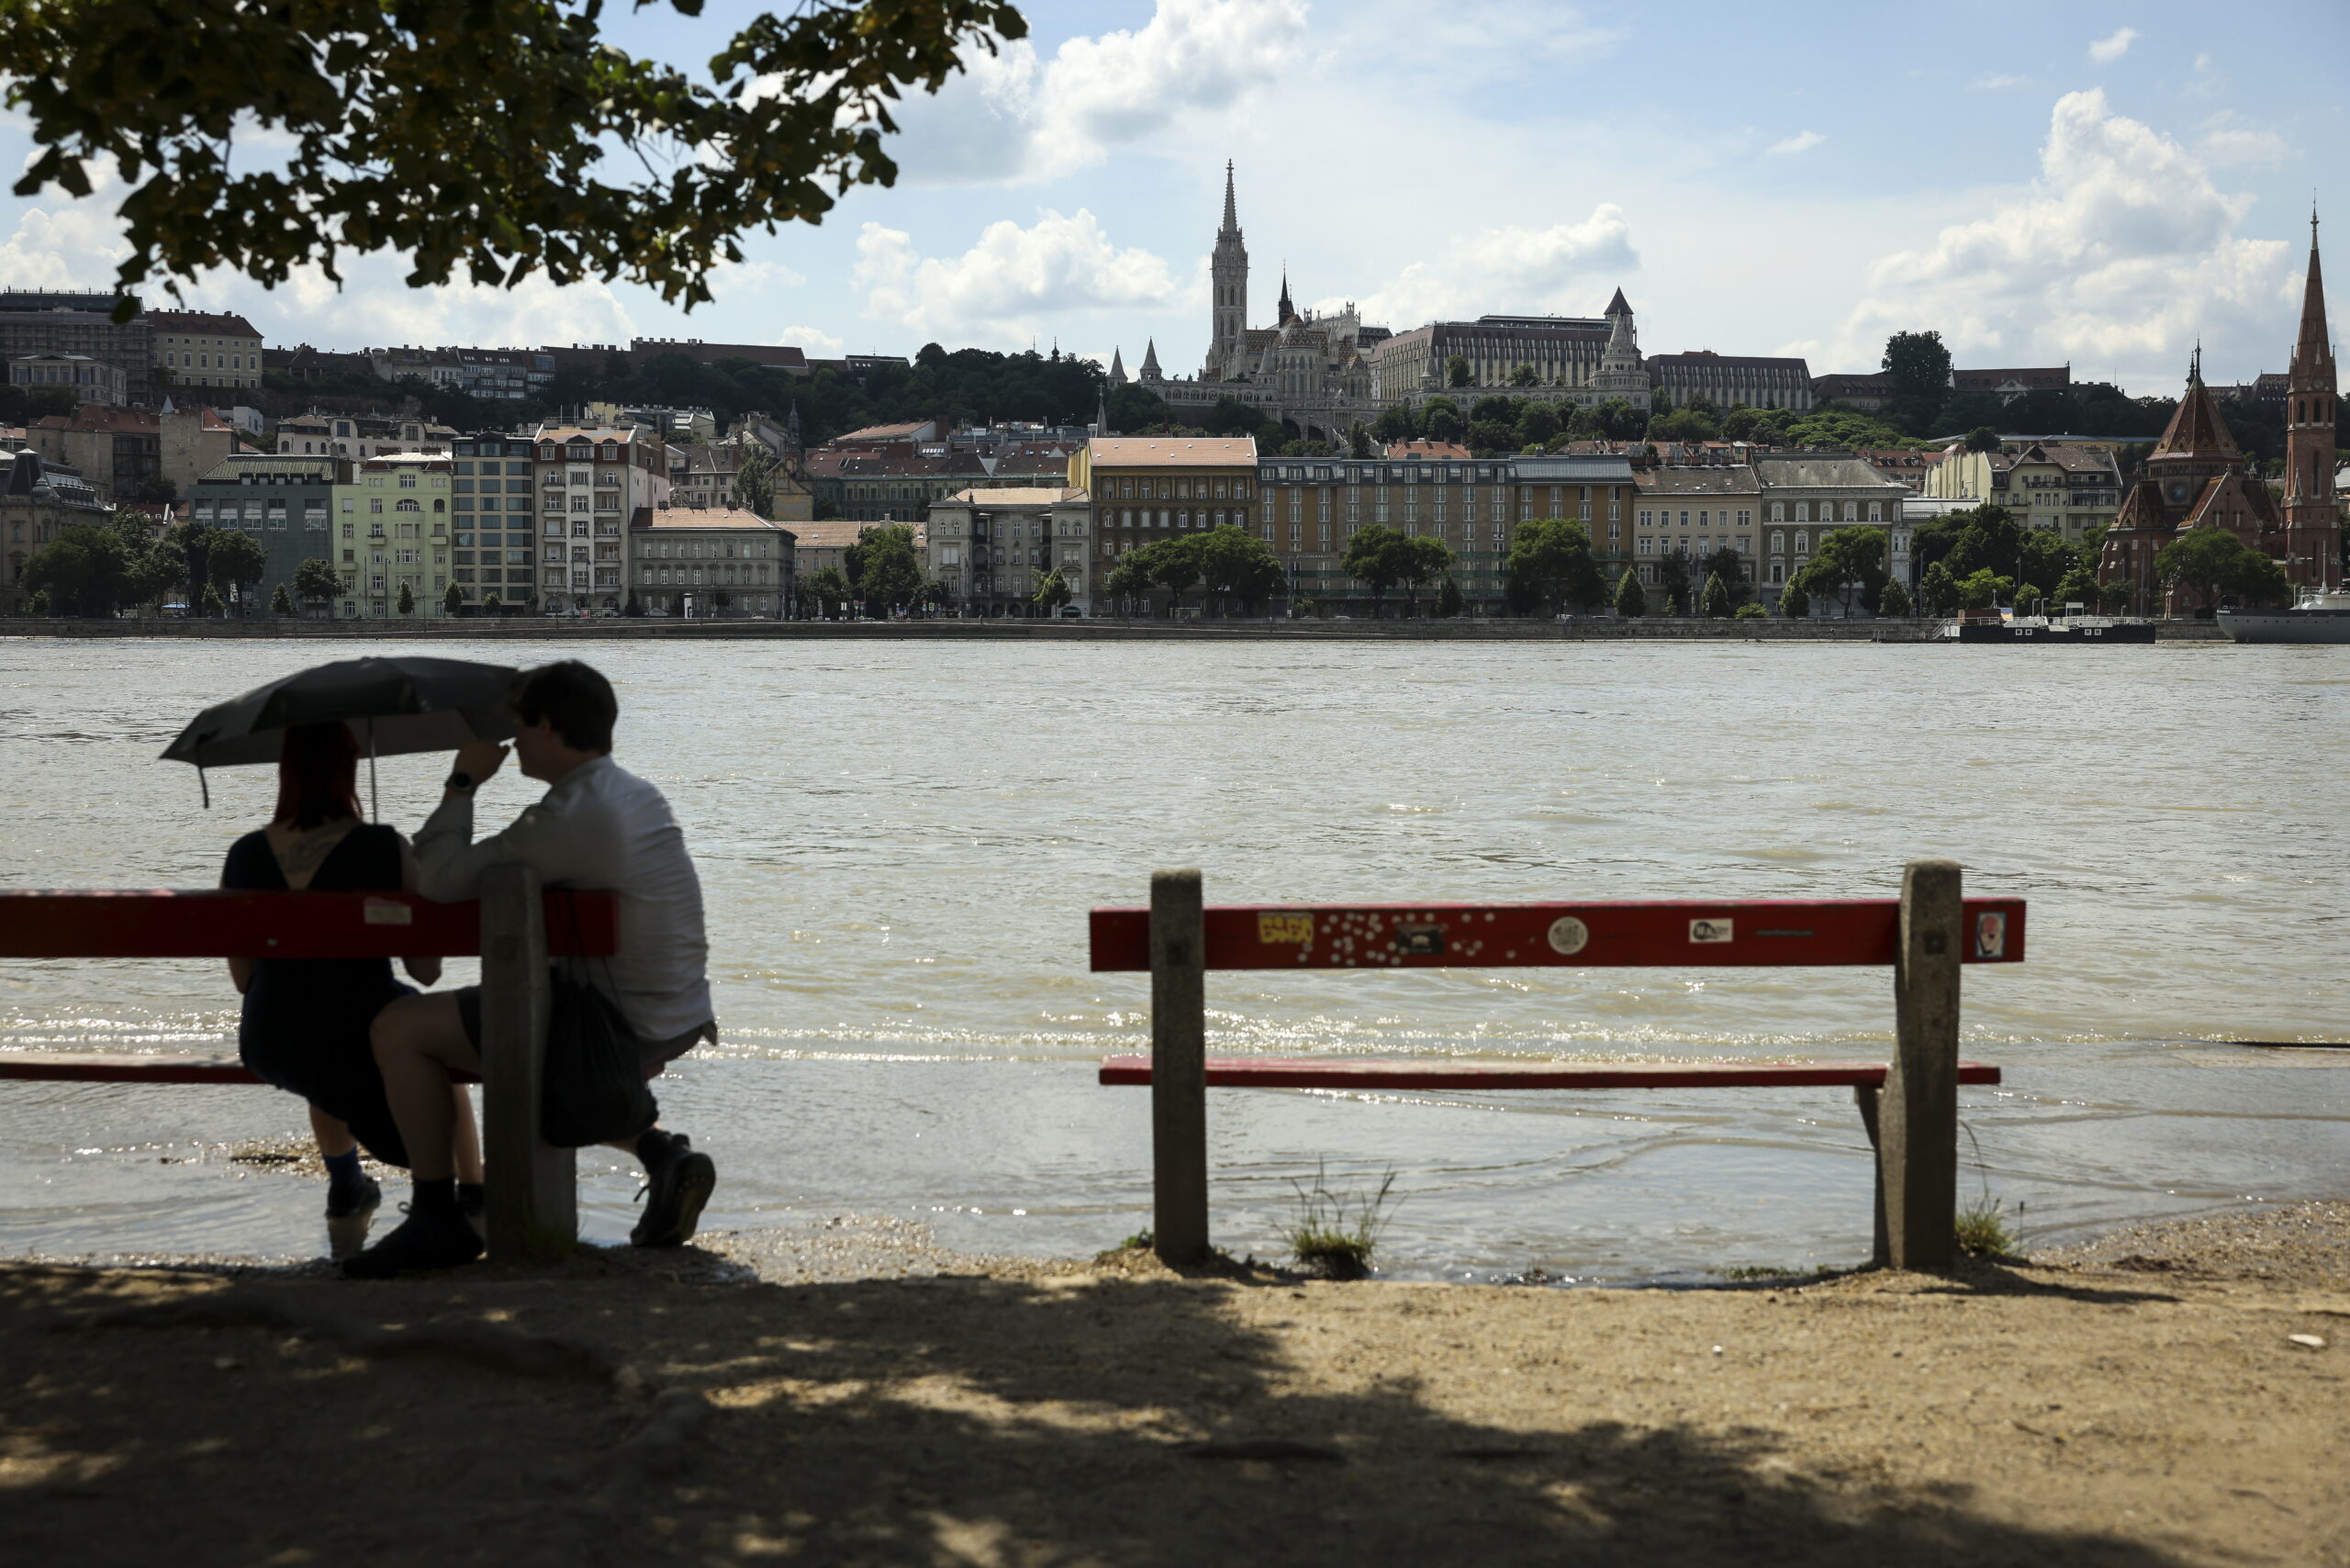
[451,984,715,1079]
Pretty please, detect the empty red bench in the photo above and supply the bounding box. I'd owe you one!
[1092,860,2022,1271]
[0,870,612,1260]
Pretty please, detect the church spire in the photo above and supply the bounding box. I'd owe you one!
[1277,265,1293,325]
[2290,206,2333,389]
[2282,204,2341,587]
[1220,160,1239,238]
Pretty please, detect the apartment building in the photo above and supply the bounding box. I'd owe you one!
[633,505,795,618]
[530,423,666,612]
[187,454,343,610]
[0,449,112,614]
[274,410,454,460]
[0,290,154,404]
[1631,466,1762,599]
[12,352,127,406]
[330,453,453,618]
[448,432,539,608]
[1753,455,1909,610]
[924,487,1091,614]
[1923,440,2124,543]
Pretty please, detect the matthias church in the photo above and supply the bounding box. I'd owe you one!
[1106,164,1648,446]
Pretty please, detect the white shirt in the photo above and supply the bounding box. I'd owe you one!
[414,755,713,1042]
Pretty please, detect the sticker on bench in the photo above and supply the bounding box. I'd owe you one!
[1689,918,1733,945]
[1975,911,2007,959]
[363,899,414,926]
[1392,924,1445,957]
[1546,916,1589,956]
[1257,912,1314,945]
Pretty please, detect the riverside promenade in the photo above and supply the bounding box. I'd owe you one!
[0,615,2230,643]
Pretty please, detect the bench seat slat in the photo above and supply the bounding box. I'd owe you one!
[1088,899,2026,972]
[1098,1055,2001,1091]
[0,1053,480,1086]
[0,890,618,960]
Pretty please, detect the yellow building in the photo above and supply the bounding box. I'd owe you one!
[1924,441,2123,543]
[331,453,453,618]
[151,309,263,392]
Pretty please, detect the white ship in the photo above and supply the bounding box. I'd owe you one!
[2218,587,2350,644]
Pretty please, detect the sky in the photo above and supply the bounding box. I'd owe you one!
[1,0,2343,398]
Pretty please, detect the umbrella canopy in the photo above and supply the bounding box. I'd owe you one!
[162,655,520,770]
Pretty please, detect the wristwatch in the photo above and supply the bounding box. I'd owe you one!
[445,770,476,793]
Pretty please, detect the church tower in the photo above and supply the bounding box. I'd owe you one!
[2283,209,2341,588]
[1207,162,1248,380]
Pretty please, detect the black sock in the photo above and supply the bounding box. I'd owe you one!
[636,1127,678,1172]
[410,1178,460,1222]
[324,1148,364,1190]
[456,1182,485,1215]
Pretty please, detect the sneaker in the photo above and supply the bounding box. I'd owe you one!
[630,1136,716,1249]
[325,1172,382,1220]
[341,1204,486,1278]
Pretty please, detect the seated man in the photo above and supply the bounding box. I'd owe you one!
[345,659,718,1278]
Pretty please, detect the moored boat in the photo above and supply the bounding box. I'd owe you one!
[2217,588,2350,644]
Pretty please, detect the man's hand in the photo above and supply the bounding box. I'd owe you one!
[453,740,509,786]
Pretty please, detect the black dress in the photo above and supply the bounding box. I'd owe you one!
[220,823,415,1167]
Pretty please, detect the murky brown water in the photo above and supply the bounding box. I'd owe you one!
[2,636,2344,1278]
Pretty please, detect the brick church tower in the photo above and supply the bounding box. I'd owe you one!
[2282,211,2340,588]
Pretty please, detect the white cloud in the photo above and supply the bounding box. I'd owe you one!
[0,201,132,291]
[778,324,845,359]
[1842,89,2291,384]
[2196,116,2290,170]
[885,0,1309,185]
[2087,27,2137,63]
[1768,130,1825,156]
[1337,205,1639,329]
[1971,73,2028,91]
[852,209,1185,344]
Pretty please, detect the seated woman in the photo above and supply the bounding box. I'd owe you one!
[221,722,481,1226]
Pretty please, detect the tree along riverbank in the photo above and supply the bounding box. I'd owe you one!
[0,615,2230,643]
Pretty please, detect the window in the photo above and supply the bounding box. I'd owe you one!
[1795,531,1808,553]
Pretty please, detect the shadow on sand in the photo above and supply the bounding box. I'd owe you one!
[0,1253,2195,1567]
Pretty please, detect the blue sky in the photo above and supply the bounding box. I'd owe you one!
[2,1,2342,396]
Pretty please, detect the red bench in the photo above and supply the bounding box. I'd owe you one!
[1092,860,2022,1271]
[0,869,613,1260]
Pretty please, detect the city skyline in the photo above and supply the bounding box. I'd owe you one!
[0,1,2342,398]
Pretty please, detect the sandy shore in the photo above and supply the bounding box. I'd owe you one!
[2,1203,2344,1566]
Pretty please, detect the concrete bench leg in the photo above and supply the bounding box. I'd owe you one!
[1853,1083,1890,1269]
[478,863,576,1261]
[1150,868,1209,1266]
[1882,858,1962,1271]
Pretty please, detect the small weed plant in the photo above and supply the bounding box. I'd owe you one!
[1953,1119,2022,1259]
[1284,1162,1398,1279]
[1954,1197,2020,1258]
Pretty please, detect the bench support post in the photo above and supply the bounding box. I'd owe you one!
[1883,858,1961,1271]
[479,863,575,1262]
[1149,868,1209,1265]
[1852,1083,1889,1269]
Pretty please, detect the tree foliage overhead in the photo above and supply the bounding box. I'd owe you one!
[4,0,1028,312]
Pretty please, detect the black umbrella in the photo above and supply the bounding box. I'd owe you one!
[162,655,520,814]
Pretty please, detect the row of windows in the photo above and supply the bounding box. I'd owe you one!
[1102,476,1255,501]
[164,351,253,371]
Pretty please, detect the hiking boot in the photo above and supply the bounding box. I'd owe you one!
[630,1136,715,1249]
[341,1204,486,1279]
[324,1172,381,1220]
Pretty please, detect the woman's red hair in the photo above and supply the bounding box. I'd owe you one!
[274,722,362,829]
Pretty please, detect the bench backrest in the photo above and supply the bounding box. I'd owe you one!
[1089,898,2025,972]
[0,889,619,959]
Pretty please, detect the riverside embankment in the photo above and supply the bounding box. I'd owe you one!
[0,614,2230,641]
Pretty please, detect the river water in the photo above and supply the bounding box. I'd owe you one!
[1,636,2344,1280]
